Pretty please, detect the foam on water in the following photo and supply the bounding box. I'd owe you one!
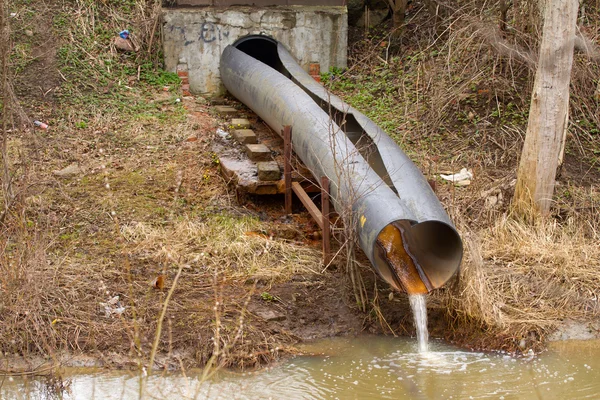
[386,348,489,375]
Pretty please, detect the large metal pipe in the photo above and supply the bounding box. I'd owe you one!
[220,36,463,294]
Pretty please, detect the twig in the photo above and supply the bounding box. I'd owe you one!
[0,364,57,377]
[147,3,160,55]
[148,262,185,371]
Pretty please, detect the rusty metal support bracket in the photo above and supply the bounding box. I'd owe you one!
[291,182,322,227]
[321,176,331,265]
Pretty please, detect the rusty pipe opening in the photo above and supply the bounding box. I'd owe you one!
[374,220,462,294]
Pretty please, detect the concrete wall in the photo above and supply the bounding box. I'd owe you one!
[162,6,347,95]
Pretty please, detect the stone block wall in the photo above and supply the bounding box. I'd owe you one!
[162,6,347,94]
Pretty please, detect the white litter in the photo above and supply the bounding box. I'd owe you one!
[216,128,229,139]
[440,168,473,185]
[99,295,127,317]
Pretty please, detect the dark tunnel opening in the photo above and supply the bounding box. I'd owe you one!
[233,35,288,76]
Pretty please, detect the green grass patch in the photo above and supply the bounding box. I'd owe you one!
[50,4,181,125]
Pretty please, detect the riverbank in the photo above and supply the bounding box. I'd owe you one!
[324,16,600,353]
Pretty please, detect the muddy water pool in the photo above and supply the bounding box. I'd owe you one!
[2,336,599,399]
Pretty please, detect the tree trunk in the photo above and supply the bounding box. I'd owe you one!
[512,0,579,217]
[499,0,510,32]
[1,0,14,208]
[391,0,408,32]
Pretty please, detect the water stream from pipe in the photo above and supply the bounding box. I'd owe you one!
[409,294,429,353]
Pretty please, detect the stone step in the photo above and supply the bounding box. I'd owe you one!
[231,118,251,129]
[209,98,228,106]
[257,161,281,181]
[215,106,238,116]
[232,129,257,144]
[245,144,271,162]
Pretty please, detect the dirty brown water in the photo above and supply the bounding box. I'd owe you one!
[377,223,431,353]
[376,223,430,295]
[2,337,600,399]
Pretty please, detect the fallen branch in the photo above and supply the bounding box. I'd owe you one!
[473,19,600,67]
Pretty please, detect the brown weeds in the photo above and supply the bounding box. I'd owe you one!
[437,205,600,350]
[0,0,323,369]
[335,2,600,350]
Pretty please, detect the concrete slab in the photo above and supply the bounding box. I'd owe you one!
[209,97,228,105]
[231,118,251,129]
[245,144,271,161]
[215,106,238,116]
[257,161,281,181]
[232,129,257,144]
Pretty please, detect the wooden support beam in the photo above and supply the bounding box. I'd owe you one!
[321,176,331,265]
[292,182,323,230]
[283,126,292,214]
[282,126,331,264]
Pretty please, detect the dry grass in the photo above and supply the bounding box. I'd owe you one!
[334,2,600,350]
[0,145,322,371]
[120,217,321,282]
[436,204,600,350]
[0,0,326,370]
[0,94,322,367]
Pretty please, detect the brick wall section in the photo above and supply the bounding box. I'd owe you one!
[177,63,191,96]
[309,63,321,83]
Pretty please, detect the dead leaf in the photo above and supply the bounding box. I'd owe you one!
[152,275,165,290]
[245,231,269,239]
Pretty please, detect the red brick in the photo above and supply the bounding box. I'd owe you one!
[177,70,189,78]
[180,77,189,85]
